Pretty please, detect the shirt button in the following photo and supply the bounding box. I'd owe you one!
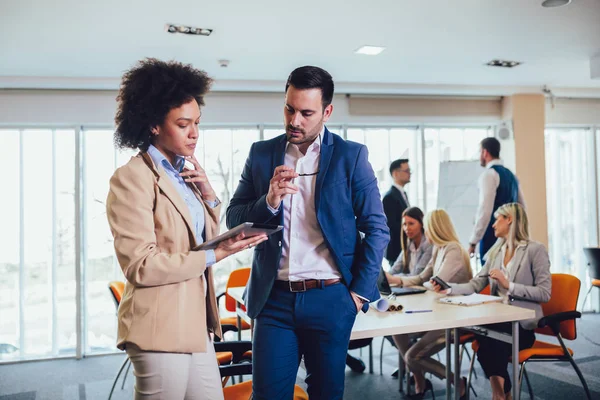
[278,241,282,247]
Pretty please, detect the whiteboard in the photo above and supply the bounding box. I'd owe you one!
[436,160,484,247]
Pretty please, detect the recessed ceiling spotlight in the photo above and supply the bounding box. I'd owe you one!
[354,45,386,56]
[486,59,522,68]
[165,24,213,36]
[541,0,571,7]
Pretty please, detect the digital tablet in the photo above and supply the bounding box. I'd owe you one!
[193,222,283,251]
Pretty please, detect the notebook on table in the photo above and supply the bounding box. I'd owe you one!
[438,293,503,306]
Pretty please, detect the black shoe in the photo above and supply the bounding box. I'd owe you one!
[345,353,366,373]
[391,368,399,378]
[407,379,434,400]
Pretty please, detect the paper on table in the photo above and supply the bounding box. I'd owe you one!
[369,297,404,312]
[438,293,503,306]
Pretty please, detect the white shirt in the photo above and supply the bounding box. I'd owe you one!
[497,242,525,303]
[469,159,526,244]
[392,182,410,206]
[269,128,341,281]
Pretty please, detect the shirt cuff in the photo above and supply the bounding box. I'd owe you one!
[205,199,220,208]
[205,250,216,267]
[508,282,515,293]
[266,202,280,215]
[352,291,369,303]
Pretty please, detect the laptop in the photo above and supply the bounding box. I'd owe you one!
[377,266,427,296]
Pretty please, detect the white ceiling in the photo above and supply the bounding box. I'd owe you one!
[1,0,600,95]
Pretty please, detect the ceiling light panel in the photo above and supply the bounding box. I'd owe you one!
[355,46,386,55]
[165,24,213,36]
[486,59,522,68]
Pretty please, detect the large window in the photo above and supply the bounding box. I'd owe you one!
[545,128,599,309]
[346,128,422,204]
[0,129,77,361]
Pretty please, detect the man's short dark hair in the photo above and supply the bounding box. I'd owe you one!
[389,159,409,176]
[481,137,501,158]
[285,66,334,109]
[114,58,213,152]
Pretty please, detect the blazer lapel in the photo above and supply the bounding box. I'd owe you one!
[509,245,527,282]
[272,135,287,224]
[141,153,197,246]
[315,128,334,210]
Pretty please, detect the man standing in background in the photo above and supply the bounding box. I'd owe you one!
[383,159,411,266]
[469,137,526,263]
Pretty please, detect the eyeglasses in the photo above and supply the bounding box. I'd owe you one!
[399,168,411,174]
[296,134,321,177]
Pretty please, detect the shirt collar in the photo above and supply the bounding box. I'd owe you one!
[392,182,405,192]
[409,235,428,252]
[147,144,186,173]
[486,158,503,169]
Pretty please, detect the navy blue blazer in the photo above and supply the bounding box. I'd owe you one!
[226,128,390,319]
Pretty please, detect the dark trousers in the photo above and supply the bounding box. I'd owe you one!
[476,322,536,394]
[252,282,358,400]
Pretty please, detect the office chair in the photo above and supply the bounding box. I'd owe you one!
[215,340,308,400]
[107,281,130,400]
[217,267,252,340]
[466,274,592,400]
[582,247,600,312]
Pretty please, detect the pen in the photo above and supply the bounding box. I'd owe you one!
[405,310,433,314]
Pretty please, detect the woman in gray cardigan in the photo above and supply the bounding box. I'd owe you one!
[389,207,433,276]
[433,203,551,400]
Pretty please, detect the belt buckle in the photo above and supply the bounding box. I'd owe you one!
[289,280,307,293]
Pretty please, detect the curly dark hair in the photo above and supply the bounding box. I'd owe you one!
[114,58,213,151]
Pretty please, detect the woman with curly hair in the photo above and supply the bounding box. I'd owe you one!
[107,58,266,399]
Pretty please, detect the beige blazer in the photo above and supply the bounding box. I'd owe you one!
[106,152,222,353]
[402,242,472,287]
[450,241,551,330]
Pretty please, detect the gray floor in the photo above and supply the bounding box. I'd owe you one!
[2,313,600,400]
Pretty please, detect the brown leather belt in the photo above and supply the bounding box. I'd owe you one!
[274,278,341,293]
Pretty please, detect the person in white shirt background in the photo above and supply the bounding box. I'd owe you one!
[468,137,526,264]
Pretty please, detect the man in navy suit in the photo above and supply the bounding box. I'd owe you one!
[227,66,389,399]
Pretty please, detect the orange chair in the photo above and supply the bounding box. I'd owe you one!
[467,274,592,400]
[108,281,130,400]
[582,247,600,311]
[217,267,252,340]
[215,340,308,400]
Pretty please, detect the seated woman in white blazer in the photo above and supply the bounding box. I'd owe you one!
[386,209,472,399]
[433,202,551,400]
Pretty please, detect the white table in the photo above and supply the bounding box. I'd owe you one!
[227,287,535,400]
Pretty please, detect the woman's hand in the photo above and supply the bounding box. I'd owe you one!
[429,280,450,294]
[385,271,403,287]
[489,269,510,289]
[180,155,216,201]
[214,233,268,263]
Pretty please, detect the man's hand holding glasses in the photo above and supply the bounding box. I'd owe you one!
[266,165,299,209]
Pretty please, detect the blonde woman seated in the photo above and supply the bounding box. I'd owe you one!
[389,207,433,277]
[432,203,551,400]
[386,209,472,399]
